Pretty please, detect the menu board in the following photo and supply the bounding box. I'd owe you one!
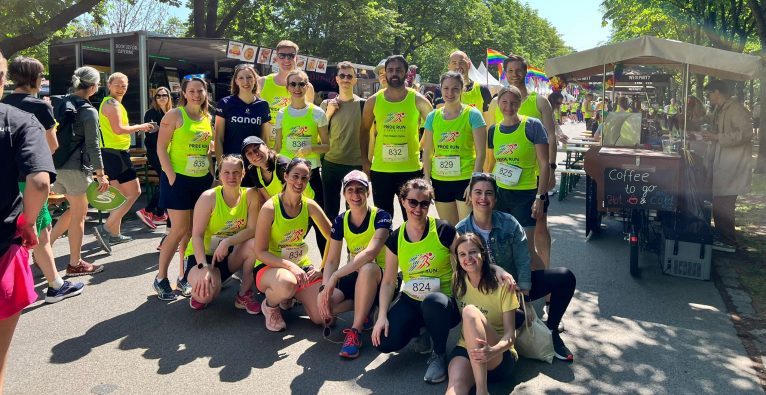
[296,55,308,70]
[242,45,257,63]
[257,48,272,64]
[315,59,327,74]
[603,167,676,211]
[227,41,244,60]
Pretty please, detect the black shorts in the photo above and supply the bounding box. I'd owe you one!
[431,178,470,203]
[449,346,517,382]
[184,254,234,282]
[160,172,213,210]
[336,268,401,304]
[102,148,137,183]
[495,188,549,228]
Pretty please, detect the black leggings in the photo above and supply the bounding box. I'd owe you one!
[375,292,461,355]
[370,170,423,219]
[308,167,326,254]
[516,268,576,330]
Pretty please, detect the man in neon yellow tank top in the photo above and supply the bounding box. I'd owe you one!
[92,72,154,254]
[258,40,316,148]
[487,54,558,272]
[360,55,433,219]
[435,51,492,121]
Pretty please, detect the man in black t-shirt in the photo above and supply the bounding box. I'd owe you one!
[0,51,56,389]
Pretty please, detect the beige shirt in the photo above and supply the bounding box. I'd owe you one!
[321,96,364,165]
[711,98,753,196]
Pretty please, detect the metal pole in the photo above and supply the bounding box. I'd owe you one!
[109,38,115,74]
[138,32,149,149]
[682,63,689,150]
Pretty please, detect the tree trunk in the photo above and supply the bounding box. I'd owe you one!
[193,0,206,37]
[0,0,102,57]
[214,0,250,38]
[205,0,218,37]
[757,68,766,173]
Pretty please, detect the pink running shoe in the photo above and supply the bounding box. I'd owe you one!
[262,300,286,332]
[190,298,207,310]
[234,290,262,315]
[136,209,157,230]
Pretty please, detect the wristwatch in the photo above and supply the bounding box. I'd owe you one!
[197,261,209,269]
[538,193,548,201]
[549,163,557,170]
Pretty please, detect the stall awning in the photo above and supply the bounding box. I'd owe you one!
[545,36,763,81]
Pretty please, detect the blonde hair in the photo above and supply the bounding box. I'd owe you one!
[286,70,309,85]
[151,86,172,113]
[107,72,128,84]
[276,40,299,52]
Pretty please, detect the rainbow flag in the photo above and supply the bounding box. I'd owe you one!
[527,67,548,80]
[487,48,507,65]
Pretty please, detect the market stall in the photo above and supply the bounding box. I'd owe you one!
[545,35,763,278]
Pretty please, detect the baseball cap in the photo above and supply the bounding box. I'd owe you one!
[342,170,369,189]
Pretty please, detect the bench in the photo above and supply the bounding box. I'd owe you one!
[556,168,587,200]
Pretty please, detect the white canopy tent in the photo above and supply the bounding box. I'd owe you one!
[544,35,764,147]
[545,35,762,82]
[472,62,503,87]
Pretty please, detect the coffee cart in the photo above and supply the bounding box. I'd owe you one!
[545,36,763,277]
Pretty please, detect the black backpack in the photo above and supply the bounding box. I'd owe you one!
[50,95,92,168]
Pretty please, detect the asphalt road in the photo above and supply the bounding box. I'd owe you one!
[4,122,762,394]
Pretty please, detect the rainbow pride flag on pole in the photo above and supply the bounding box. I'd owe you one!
[527,67,548,80]
[486,48,507,65]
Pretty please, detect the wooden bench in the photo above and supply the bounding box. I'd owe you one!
[556,168,587,201]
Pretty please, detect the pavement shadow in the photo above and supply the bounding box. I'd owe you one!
[49,287,301,382]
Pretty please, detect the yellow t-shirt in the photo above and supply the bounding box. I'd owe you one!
[457,278,519,348]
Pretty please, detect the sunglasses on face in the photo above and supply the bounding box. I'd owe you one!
[277,53,296,60]
[289,81,308,88]
[337,73,355,80]
[405,198,431,209]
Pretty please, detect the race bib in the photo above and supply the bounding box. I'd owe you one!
[403,277,440,300]
[185,155,210,176]
[382,144,409,163]
[281,244,307,264]
[434,156,460,177]
[208,235,224,255]
[287,136,311,153]
[495,162,522,186]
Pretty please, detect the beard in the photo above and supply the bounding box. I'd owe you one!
[387,76,404,88]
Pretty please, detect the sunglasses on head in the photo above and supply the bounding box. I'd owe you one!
[183,74,205,81]
[405,198,431,209]
[289,81,308,88]
[337,73,355,80]
[155,94,169,98]
[277,53,296,59]
[471,172,496,180]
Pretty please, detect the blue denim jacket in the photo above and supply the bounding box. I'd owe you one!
[455,210,532,290]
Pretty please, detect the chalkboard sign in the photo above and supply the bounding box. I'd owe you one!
[603,167,676,211]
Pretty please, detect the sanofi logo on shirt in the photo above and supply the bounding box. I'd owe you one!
[230,116,263,125]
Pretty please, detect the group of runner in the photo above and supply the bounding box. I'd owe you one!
[1,42,578,393]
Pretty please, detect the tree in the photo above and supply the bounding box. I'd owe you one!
[0,0,104,57]
[188,0,261,38]
[78,0,185,36]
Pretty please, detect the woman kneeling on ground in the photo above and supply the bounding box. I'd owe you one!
[185,155,262,312]
[456,173,575,361]
[446,233,519,395]
[254,158,343,332]
[319,170,392,359]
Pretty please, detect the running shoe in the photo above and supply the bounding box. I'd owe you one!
[424,351,447,384]
[153,277,178,301]
[190,298,207,310]
[44,280,85,303]
[65,260,105,277]
[552,333,574,362]
[262,300,286,332]
[234,290,262,315]
[152,213,168,225]
[92,224,112,254]
[176,277,192,298]
[108,233,133,245]
[339,328,362,359]
[135,209,157,230]
[410,329,433,354]
[712,240,736,253]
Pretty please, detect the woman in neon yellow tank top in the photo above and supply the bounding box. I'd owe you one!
[92,72,155,255]
[423,71,487,226]
[184,155,262,313]
[273,70,329,254]
[154,77,214,301]
[254,158,337,332]
[372,178,461,384]
[319,170,393,359]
